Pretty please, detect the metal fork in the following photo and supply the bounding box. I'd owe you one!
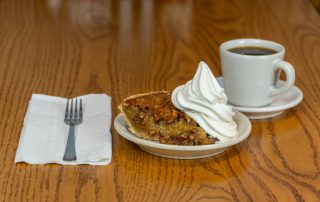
[63,98,83,161]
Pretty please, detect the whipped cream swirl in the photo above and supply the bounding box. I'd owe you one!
[171,61,238,142]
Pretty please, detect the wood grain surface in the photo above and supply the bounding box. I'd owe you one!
[0,0,320,201]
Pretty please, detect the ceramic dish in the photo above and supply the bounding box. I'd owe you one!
[114,110,251,159]
[217,77,303,119]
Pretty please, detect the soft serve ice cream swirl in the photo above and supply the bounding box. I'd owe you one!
[171,61,238,142]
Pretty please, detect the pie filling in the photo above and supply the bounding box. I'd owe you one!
[119,91,217,145]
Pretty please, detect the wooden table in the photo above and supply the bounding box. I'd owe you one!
[1,0,319,201]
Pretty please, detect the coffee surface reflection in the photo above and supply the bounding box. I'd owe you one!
[228,46,277,56]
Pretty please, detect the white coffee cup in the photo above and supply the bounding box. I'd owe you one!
[219,38,295,107]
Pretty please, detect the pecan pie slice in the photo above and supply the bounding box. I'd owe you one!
[118,91,217,145]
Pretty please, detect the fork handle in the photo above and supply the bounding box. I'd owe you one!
[63,125,77,161]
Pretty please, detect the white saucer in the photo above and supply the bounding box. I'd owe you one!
[217,77,303,119]
[114,110,251,159]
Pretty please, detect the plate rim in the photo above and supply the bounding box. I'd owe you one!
[216,77,303,113]
[114,110,252,151]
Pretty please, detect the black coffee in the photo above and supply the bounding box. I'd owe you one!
[228,46,277,56]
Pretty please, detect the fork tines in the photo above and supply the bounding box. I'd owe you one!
[64,98,83,125]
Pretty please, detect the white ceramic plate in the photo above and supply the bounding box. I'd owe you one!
[217,77,303,119]
[114,110,251,159]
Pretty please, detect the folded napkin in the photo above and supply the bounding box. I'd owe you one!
[15,94,112,165]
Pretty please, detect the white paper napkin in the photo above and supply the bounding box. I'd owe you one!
[15,94,112,165]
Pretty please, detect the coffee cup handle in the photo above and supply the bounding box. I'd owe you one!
[269,59,295,97]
